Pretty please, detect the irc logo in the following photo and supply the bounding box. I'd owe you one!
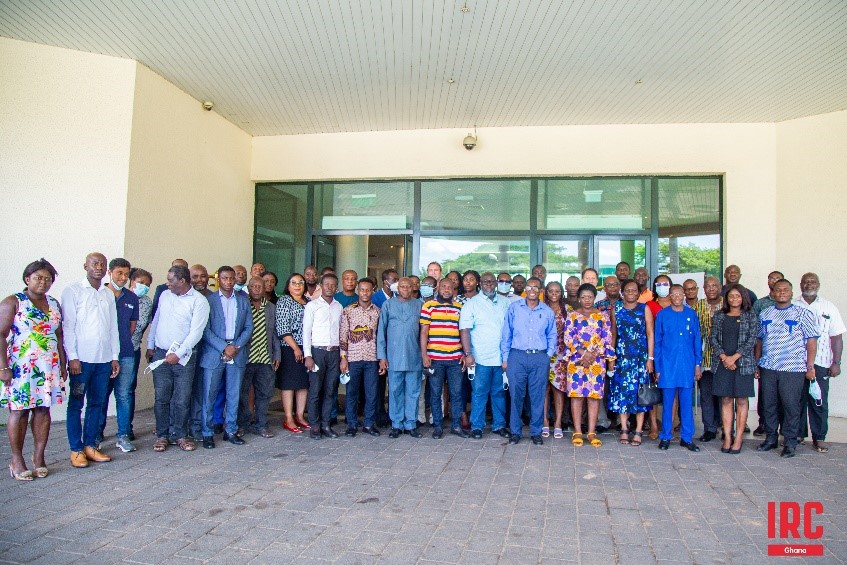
[767,501,825,557]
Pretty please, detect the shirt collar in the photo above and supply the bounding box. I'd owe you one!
[218,289,236,299]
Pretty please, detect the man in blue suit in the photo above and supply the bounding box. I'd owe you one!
[199,266,253,448]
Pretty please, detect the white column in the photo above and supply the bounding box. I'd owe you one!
[336,235,369,278]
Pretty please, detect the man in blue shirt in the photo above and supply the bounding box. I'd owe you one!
[99,258,139,453]
[501,277,557,445]
[460,272,511,440]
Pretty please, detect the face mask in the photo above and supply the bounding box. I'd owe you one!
[809,380,823,406]
[420,284,434,298]
[497,282,511,294]
[234,283,246,292]
[389,282,399,294]
[133,282,150,297]
[656,285,670,298]
[111,280,126,290]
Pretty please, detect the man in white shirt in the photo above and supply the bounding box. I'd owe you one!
[794,272,845,453]
[62,252,120,468]
[303,273,344,438]
[146,265,210,452]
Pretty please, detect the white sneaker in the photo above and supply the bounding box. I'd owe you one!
[116,436,136,453]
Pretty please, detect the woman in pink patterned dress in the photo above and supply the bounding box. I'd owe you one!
[0,260,67,480]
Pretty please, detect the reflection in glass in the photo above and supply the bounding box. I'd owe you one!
[419,236,529,277]
[541,240,589,284]
[254,184,307,277]
[597,239,647,279]
[538,179,650,230]
[421,180,530,231]
[658,235,721,278]
[314,182,413,229]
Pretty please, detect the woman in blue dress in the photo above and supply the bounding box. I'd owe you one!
[607,279,655,446]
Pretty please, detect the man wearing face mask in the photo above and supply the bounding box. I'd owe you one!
[694,276,724,442]
[98,258,139,453]
[460,272,511,439]
[419,276,436,302]
[372,268,398,308]
[128,269,153,443]
[496,273,515,301]
[233,265,249,296]
[190,265,212,297]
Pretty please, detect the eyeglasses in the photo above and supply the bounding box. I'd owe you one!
[289,281,305,286]
[525,285,541,291]
[655,282,670,287]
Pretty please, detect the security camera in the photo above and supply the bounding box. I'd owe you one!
[462,133,477,150]
[202,101,214,111]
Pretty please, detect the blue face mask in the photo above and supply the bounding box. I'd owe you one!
[655,284,670,298]
[497,282,511,294]
[420,284,434,298]
[234,283,246,292]
[133,283,149,297]
[111,280,126,290]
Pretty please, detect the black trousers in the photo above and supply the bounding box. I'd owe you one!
[760,368,805,449]
[698,370,721,433]
[799,365,830,441]
[237,363,275,431]
[308,349,340,429]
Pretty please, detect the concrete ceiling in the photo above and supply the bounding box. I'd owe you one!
[2,0,846,136]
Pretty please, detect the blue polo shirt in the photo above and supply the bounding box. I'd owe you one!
[114,286,140,357]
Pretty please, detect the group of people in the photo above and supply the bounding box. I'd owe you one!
[0,254,841,480]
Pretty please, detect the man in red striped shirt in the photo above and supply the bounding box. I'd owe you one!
[421,278,468,439]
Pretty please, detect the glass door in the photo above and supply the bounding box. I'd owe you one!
[594,236,648,279]
[538,238,590,285]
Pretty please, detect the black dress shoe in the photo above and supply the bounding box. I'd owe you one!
[744,425,750,433]
[531,435,543,445]
[781,446,796,458]
[345,428,357,437]
[388,428,401,439]
[595,425,608,434]
[330,417,338,426]
[509,435,521,445]
[321,427,339,438]
[699,431,716,442]
[757,441,777,452]
[451,428,469,439]
[680,440,700,452]
[658,439,670,450]
[362,427,381,437]
[226,434,246,445]
[408,429,423,438]
[213,424,224,435]
[310,430,321,439]
[720,446,731,454]
[432,427,443,439]
[493,428,511,439]
[202,436,215,449]
[753,425,765,436]
[472,429,483,439]
[729,445,742,455]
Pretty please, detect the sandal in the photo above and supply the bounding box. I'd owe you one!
[553,428,563,439]
[153,437,168,452]
[571,432,584,447]
[542,426,550,438]
[813,441,829,453]
[177,438,196,451]
[31,458,48,478]
[619,430,630,444]
[648,430,659,440]
[630,431,642,447]
[587,432,602,448]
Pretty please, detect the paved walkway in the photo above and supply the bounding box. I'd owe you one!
[1,408,846,565]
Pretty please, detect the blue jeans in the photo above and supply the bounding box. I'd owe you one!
[507,349,549,437]
[67,362,112,451]
[388,370,421,430]
[660,387,695,442]
[346,361,378,429]
[213,373,227,425]
[470,364,507,431]
[429,359,463,429]
[202,364,245,436]
[99,356,137,438]
[152,349,197,439]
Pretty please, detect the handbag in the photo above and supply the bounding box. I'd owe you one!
[637,378,662,406]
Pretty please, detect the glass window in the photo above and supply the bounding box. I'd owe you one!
[657,178,721,277]
[540,239,589,285]
[537,178,651,230]
[419,236,530,277]
[596,238,647,279]
[420,180,531,231]
[314,182,414,230]
[254,184,307,277]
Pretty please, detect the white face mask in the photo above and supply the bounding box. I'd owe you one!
[809,380,823,406]
[497,282,511,294]
[133,282,150,297]
[420,284,434,298]
[389,282,399,294]
[656,285,670,298]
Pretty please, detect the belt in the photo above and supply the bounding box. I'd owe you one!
[313,346,339,352]
[512,348,543,355]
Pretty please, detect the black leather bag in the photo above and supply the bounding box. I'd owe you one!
[637,379,662,406]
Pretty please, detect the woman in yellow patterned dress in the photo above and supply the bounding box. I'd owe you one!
[0,259,67,480]
[564,283,615,447]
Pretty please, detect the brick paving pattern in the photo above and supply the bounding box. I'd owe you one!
[1,408,845,564]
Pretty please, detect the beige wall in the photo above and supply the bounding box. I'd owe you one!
[124,63,253,414]
[252,122,779,289]
[776,109,847,417]
[0,38,137,423]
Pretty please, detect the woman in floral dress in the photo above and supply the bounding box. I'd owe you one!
[564,283,615,447]
[545,281,570,438]
[607,279,655,446]
[0,259,67,480]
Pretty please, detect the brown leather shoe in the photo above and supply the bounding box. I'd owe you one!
[83,446,112,462]
[70,451,89,468]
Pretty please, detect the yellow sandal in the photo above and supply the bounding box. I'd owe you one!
[571,432,584,447]
[587,432,602,448]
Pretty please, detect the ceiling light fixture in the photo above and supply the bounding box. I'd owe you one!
[634,79,643,85]
[461,2,470,13]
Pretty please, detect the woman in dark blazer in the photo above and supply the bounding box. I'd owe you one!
[710,283,759,454]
